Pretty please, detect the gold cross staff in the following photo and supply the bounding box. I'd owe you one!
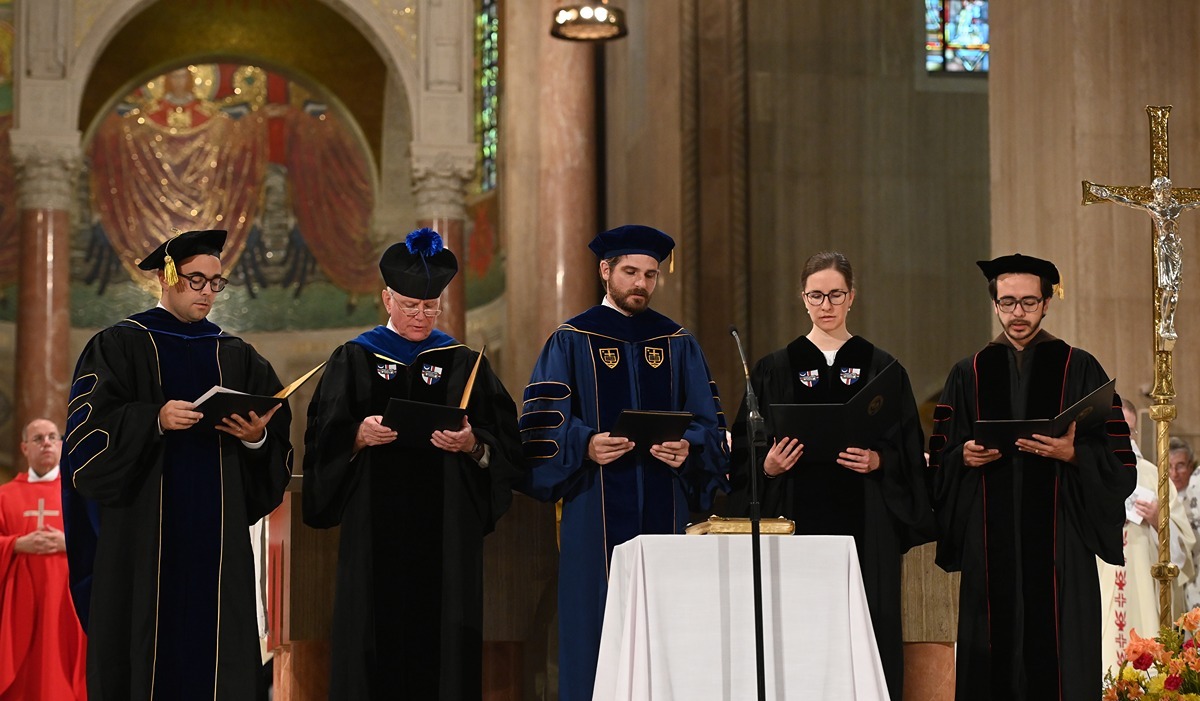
[22,498,60,529]
[1082,105,1200,628]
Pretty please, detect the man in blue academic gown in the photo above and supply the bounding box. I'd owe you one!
[517,225,730,701]
[62,229,293,701]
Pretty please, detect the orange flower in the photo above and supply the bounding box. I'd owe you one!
[1178,608,1200,632]
[1127,629,1167,669]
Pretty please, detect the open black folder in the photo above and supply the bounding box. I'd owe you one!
[973,378,1116,453]
[381,399,467,446]
[609,410,694,455]
[193,387,284,430]
[768,360,902,463]
[192,362,325,430]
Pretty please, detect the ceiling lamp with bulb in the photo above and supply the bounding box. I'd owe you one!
[550,1,627,41]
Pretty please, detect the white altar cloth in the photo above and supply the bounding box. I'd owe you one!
[592,534,890,701]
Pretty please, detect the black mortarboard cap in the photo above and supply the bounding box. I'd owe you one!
[976,253,1060,284]
[138,229,227,271]
[380,228,459,300]
[588,225,675,262]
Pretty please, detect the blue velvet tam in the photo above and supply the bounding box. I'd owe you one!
[976,253,1060,284]
[587,224,675,262]
[138,230,227,270]
[380,227,459,300]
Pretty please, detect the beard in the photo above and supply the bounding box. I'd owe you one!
[611,286,651,314]
[1003,316,1041,342]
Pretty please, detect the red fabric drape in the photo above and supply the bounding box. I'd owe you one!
[284,110,377,294]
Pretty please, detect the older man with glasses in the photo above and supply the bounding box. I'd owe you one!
[929,253,1137,701]
[0,418,88,699]
[303,228,523,701]
[62,228,294,701]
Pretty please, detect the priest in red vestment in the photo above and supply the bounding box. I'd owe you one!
[0,418,87,700]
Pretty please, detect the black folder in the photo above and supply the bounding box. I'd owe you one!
[381,398,468,446]
[609,410,694,455]
[193,387,284,430]
[767,360,902,463]
[973,378,1116,453]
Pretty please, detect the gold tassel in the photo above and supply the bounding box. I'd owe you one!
[669,249,675,274]
[163,255,179,286]
[163,229,181,285]
[1054,272,1065,299]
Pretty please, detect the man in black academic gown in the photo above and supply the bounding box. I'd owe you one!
[928,254,1136,701]
[303,228,523,701]
[62,229,293,701]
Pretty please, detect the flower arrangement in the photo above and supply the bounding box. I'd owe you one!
[1104,608,1200,700]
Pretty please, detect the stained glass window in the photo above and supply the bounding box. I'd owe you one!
[476,0,499,192]
[925,0,989,73]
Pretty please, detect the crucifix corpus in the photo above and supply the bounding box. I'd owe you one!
[1083,105,1200,628]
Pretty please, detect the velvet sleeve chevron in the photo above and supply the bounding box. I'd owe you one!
[1057,358,1137,566]
[516,331,603,502]
[64,328,166,506]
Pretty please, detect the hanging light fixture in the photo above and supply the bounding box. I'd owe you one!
[550,1,627,41]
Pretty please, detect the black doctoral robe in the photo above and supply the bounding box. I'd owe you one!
[928,331,1136,701]
[727,336,934,701]
[62,308,293,701]
[303,327,523,701]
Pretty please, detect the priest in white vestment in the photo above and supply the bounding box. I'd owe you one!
[1098,402,1195,676]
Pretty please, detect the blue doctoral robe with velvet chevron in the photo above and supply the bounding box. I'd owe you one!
[61,307,293,701]
[517,305,730,701]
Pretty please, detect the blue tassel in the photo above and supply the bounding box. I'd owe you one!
[405,227,443,257]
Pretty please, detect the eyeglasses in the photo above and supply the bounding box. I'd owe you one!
[387,290,442,317]
[180,272,229,292]
[995,296,1044,313]
[396,307,443,318]
[803,289,849,306]
[25,433,61,444]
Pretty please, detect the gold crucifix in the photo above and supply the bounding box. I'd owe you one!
[1082,105,1200,628]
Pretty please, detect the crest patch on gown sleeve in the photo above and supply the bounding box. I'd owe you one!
[839,367,861,385]
[599,348,620,369]
[797,369,820,387]
[644,347,665,368]
[376,363,398,380]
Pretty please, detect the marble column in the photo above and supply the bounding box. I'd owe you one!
[501,0,599,387]
[9,133,80,444]
[413,149,474,343]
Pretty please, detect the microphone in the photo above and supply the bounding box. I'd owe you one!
[729,326,767,448]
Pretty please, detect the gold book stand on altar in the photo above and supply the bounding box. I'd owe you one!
[684,515,796,535]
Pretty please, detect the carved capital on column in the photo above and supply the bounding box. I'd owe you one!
[411,144,476,221]
[9,131,82,211]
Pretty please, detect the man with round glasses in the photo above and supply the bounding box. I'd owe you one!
[303,228,523,700]
[928,253,1136,701]
[62,228,294,700]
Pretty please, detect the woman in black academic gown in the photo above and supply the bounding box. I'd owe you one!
[728,251,935,701]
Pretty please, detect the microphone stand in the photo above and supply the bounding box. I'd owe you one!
[731,326,767,701]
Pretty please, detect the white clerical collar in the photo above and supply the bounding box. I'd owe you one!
[28,466,60,483]
[602,295,632,317]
